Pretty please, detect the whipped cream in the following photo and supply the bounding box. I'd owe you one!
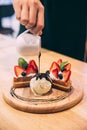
[30,77,52,96]
[49,72,62,81]
[49,72,58,80]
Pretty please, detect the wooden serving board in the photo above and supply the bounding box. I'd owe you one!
[0,46,83,113]
[2,77,83,113]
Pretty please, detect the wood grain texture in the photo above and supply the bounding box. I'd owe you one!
[3,77,83,113]
[0,36,87,130]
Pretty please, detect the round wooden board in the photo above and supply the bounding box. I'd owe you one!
[2,78,83,114]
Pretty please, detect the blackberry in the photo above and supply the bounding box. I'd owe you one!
[46,70,50,76]
[39,73,43,79]
[58,73,63,79]
[36,73,42,80]
[21,71,26,76]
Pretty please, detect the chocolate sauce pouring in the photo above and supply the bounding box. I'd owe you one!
[38,51,41,73]
[37,51,52,83]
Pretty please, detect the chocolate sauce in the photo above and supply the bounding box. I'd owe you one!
[36,51,52,83]
[38,51,41,73]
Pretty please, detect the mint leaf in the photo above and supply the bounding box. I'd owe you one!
[60,61,68,70]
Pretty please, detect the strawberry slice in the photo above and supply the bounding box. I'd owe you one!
[62,70,71,82]
[14,66,25,77]
[50,62,60,72]
[29,60,38,70]
[64,63,71,70]
[26,65,36,75]
[57,59,62,65]
[52,68,58,78]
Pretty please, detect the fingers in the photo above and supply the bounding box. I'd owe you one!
[21,4,29,25]
[13,0,29,25]
[13,0,44,35]
[30,1,44,35]
[13,0,21,20]
[25,5,37,28]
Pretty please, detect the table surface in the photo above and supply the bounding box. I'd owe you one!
[0,34,87,130]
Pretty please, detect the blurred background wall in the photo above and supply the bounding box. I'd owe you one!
[0,0,19,37]
[0,1,87,62]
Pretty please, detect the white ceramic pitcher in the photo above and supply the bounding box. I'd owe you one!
[16,29,41,56]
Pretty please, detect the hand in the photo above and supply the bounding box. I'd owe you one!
[13,0,44,35]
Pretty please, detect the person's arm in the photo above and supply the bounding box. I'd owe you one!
[13,0,44,35]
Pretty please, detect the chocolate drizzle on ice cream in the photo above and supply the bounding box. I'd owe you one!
[30,71,52,96]
[30,52,52,96]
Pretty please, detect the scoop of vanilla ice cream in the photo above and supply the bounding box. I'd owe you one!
[30,77,52,96]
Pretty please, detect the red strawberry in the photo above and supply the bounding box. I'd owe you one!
[52,68,58,78]
[26,65,36,75]
[50,62,60,72]
[62,70,71,82]
[14,66,25,77]
[57,59,62,65]
[29,60,38,70]
[64,63,71,70]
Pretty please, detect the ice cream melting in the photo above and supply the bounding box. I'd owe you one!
[30,52,52,96]
[30,76,51,96]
